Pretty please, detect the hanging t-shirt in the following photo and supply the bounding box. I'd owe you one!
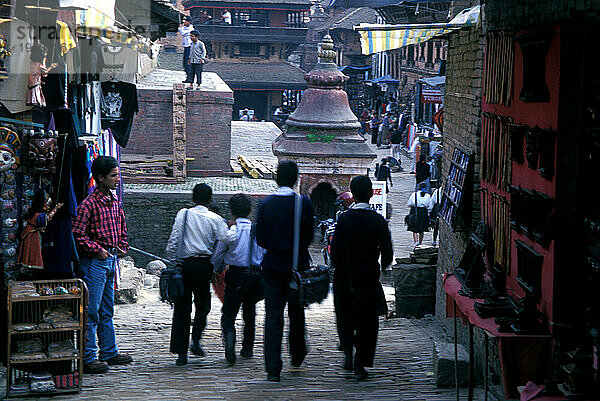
[100,43,137,84]
[101,81,138,148]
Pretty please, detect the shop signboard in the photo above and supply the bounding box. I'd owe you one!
[370,181,387,218]
[421,88,443,104]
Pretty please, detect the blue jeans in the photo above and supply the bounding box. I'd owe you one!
[79,255,119,364]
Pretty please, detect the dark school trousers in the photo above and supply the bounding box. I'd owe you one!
[186,63,203,85]
[351,282,380,368]
[333,272,353,352]
[221,266,263,350]
[170,256,213,355]
[263,270,307,375]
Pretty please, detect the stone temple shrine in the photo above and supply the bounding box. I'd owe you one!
[273,34,376,219]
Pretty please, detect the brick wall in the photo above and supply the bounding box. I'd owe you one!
[435,25,490,383]
[185,89,233,174]
[123,190,267,267]
[128,89,174,156]
[484,0,600,31]
[126,83,233,175]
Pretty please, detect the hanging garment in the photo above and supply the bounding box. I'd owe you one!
[0,19,33,113]
[100,82,138,147]
[100,43,137,84]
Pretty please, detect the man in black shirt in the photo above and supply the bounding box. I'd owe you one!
[331,176,393,380]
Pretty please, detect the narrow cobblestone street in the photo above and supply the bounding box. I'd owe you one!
[18,141,483,400]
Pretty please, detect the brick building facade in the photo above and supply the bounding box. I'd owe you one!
[435,1,600,397]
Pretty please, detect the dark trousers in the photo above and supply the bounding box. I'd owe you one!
[371,126,378,144]
[221,266,262,351]
[334,277,380,368]
[263,270,306,375]
[333,273,353,352]
[182,46,190,74]
[186,63,203,85]
[170,256,213,355]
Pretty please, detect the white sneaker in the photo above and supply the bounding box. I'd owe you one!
[413,242,419,248]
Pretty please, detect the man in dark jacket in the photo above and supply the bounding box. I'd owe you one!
[331,175,393,380]
[256,160,315,382]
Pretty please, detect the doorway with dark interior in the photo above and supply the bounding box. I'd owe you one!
[310,182,338,222]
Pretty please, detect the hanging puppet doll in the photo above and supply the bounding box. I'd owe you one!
[26,42,57,107]
[0,33,12,81]
[18,190,63,270]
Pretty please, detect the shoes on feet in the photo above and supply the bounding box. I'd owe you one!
[431,240,437,246]
[354,365,368,381]
[103,353,133,366]
[413,242,419,248]
[291,352,306,368]
[343,350,353,371]
[190,342,206,357]
[224,333,236,364]
[267,373,281,382]
[240,348,253,358]
[176,354,187,366]
[84,360,109,374]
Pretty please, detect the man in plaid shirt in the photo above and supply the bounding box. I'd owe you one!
[72,156,133,374]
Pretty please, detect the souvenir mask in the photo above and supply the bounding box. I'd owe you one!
[3,217,16,228]
[3,246,16,257]
[2,188,15,199]
[0,127,20,171]
[27,136,57,174]
[2,199,14,211]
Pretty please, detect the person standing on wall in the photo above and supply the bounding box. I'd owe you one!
[211,193,265,365]
[183,30,206,89]
[72,156,133,374]
[256,160,315,382]
[331,175,393,380]
[178,16,194,80]
[166,183,237,366]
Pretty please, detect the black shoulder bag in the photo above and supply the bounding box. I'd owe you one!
[160,209,188,305]
[290,193,330,306]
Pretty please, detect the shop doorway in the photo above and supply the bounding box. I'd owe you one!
[233,90,267,121]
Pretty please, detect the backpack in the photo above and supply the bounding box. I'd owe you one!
[391,130,402,144]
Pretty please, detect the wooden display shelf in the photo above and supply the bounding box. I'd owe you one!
[11,325,81,335]
[6,279,85,398]
[7,387,80,398]
[10,355,79,364]
[10,294,81,302]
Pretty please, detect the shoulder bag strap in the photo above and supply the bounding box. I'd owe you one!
[247,223,255,267]
[292,193,302,273]
[176,209,189,261]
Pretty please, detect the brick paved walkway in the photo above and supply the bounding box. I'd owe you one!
[33,287,481,401]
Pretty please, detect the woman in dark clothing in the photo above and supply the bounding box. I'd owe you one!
[415,153,431,193]
[406,182,433,247]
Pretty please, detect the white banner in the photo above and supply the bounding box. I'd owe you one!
[370,181,387,218]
